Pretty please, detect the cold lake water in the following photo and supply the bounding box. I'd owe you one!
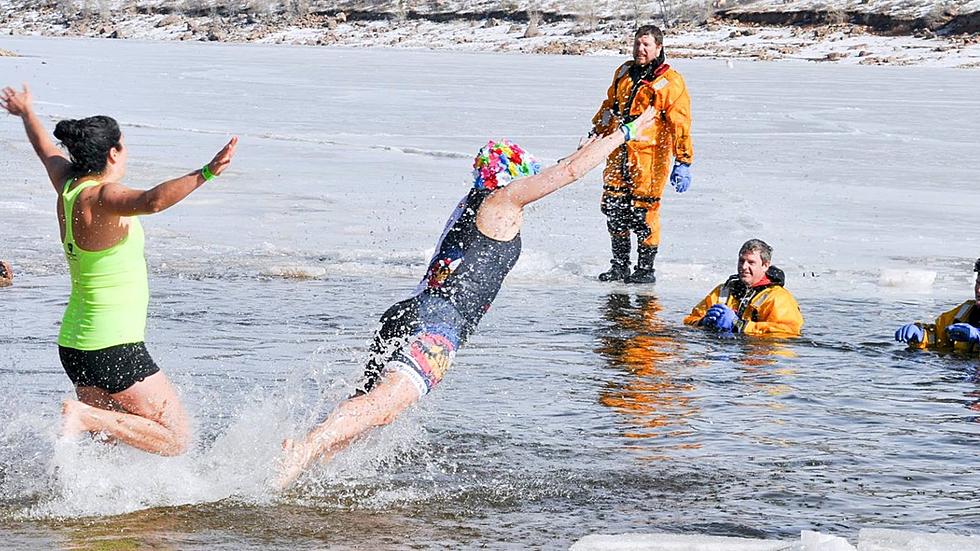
[1,36,979,548]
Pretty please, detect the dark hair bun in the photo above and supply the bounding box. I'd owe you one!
[54,119,82,143]
[53,115,121,177]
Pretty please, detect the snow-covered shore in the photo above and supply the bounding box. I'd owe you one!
[1,1,979,67]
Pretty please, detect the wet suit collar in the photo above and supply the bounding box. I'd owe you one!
[969,305,980,327]
[628,49,668,82]
[725,266,786,301]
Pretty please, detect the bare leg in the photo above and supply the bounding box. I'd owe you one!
[62,386,127,443]
[75,385,126,411]
[61,371,191,456]
[276,370,422,489]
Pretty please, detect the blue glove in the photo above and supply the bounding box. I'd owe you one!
[894,323,923,343]
[946,323,980,343]
[670,162,691,193]
[702,304,737,332]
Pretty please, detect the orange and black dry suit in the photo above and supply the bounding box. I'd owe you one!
[908,301,980,354]
[591,51,693,269]
[683,267,804,337]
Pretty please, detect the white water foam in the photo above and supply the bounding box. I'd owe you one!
[878,269,937,291]
[20,394,288,519]
[260,265,328,279]
[1,347,425,519]
[572,529,980,550]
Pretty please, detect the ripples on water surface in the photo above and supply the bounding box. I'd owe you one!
[1,37,980,548]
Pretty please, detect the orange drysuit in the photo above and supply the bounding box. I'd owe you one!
[592,59,693,249]
[908,300,980,353]
[683,271,803,337]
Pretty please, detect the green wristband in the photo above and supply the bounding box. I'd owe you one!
[201,164,216,181]
[620,120,638,141]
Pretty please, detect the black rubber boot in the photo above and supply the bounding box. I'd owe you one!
[598,260,631,282]
[627,246,658,284]
[598,234,632,282]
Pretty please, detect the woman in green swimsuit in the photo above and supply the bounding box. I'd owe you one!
[2,84,237,455]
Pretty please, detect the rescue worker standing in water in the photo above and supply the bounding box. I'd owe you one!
[684,239,803,337]
[895,258,980,353]
[589,24,694,284]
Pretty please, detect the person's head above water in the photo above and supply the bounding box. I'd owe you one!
[472,140,541,191]
[53,115,125,178]
[737,238,773,287]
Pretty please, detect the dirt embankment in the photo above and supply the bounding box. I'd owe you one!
[716,5,980,36]
[2,1,979,67]
[122,3,980,36]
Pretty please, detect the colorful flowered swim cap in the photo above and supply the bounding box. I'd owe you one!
[472,139,542,191]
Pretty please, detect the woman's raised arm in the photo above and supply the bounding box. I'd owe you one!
[1,83,71,191]
[97,136,238,216]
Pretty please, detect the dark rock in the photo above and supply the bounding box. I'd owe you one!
[207,26,226,41]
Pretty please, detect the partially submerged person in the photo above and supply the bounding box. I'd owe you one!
[684,239,803,337]
[895,258,980,353]
[277,106,660,488]
[0,260,11,287]
[2,83,237,455]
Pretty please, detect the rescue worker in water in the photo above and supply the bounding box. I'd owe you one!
[895,258,980,353]
[588,24,694,284]
[684,239,804,337]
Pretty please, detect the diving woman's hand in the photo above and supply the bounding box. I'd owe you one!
[629,105,658,139]
[619,106,659,142]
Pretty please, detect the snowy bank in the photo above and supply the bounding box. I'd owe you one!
[1,1,979,67]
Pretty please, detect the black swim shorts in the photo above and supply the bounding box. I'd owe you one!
[357,296,462,396]
[59,342,161,394]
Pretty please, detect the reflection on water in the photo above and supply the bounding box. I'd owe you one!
[595,293,699,452]
[5,275,980,547]
[594,293,804,455]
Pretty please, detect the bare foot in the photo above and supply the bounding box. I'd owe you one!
[61,399,91,437]
[275,438,317,491]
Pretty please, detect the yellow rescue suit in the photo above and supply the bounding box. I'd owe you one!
[592,59,693,250]
[684,275,804,337]
[910,300,980,353]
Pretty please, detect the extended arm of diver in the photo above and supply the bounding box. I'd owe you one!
[97,137,238,216]
[475,107,657,241]
[1,84,71,191]
[499,105,658,209]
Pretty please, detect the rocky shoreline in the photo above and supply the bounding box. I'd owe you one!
[1,1,979,67]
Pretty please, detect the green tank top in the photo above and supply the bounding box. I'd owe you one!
[58,178,149,350]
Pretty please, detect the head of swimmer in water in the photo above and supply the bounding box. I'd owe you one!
[737,239,772,287]
[471,139,542,191]
[974,258,980,306]
[54,115,126,179]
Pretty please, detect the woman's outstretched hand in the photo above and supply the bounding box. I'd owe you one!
[630,105,659,138]
[1,83,32,117]
[206,136,238,177]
